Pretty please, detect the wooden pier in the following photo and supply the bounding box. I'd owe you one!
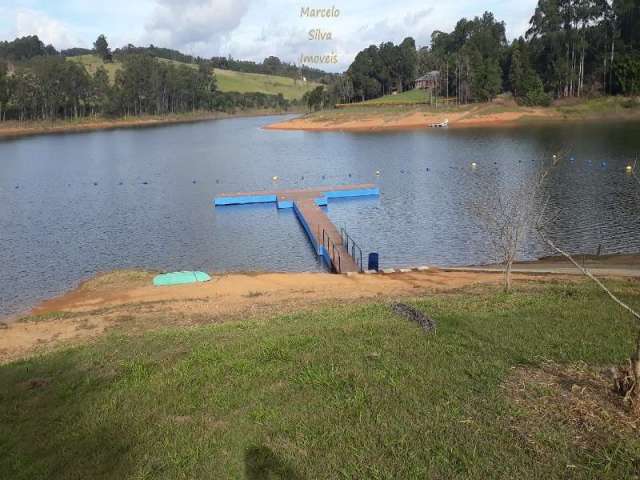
[214,184,379,273]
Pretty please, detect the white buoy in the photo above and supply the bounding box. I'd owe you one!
[626,165,633,173]
[272,176,279,181]
[375,170,381,176]
[471,162,477,168]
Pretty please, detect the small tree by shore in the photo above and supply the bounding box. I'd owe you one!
[467,158,553,291]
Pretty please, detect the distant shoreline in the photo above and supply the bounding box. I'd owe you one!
[265,97,640,132]
[0,109,298,140]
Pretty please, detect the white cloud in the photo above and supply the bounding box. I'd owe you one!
[14,8,80,49]
[144,0,252,54]
[0,0,540,71]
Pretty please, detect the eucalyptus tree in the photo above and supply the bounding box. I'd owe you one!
[508,38,550,105]
[94,35,112,62]
[0,62,9,121]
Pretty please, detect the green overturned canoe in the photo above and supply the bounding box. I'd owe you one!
[153,271,212,286]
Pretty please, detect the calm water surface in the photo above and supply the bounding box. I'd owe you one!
[1,115,639,316]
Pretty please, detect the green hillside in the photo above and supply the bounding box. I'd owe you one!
[360,88,430,105]
[213,68,318,100]
[68,54,318,100]
[68,54,120,82]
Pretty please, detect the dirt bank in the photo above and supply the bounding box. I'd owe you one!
[3,253,638,364]
[1,268,543,364]
[0,109,294,140]
[265,97,640,132]
[264,107,558,132]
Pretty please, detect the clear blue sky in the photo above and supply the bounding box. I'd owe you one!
[0,0,538,71]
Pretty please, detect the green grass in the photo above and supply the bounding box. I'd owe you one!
[2,281,640,479]
[359,88,431,105]
[556,96,640,116]
[213,69,319,101]
[68,54,122,83]
[67,54,317,100]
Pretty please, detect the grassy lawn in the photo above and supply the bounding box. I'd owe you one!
[67,55,317,100]
[308,102,467,123]
[359,88,431,105]
[1,281,640,478]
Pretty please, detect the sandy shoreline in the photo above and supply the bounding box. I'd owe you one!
[263,105,559,132]
[1,254,638,364]
[0,269,540,364]
[0,109,295,140]
[264,103,640,132]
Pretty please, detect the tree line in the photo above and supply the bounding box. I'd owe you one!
[0,34,332,83]
[0,36,290,122]
[338,0,640,106]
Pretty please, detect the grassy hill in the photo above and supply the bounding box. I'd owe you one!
[69,54,120,82]
[69,54,319,100]
[213,68,318,100]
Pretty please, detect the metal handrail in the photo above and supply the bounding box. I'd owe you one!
[340,227,364,272]
[321,228,342,273]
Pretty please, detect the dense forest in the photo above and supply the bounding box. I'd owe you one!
[0,35,296,122]
[336,0,640,107]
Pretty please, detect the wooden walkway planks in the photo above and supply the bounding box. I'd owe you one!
[294,198,360,273]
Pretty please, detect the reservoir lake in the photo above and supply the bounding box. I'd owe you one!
[1,115,640,316]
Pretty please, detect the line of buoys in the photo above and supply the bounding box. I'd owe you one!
[10,159,637,194]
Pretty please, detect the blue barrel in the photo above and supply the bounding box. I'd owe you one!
[368,253,379,272]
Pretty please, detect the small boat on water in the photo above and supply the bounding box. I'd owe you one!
[429,119,449,128]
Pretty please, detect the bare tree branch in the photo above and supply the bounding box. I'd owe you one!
[537,153,640,404]
[537,228,640,323]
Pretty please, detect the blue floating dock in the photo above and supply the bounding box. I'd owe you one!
[213,185,379,207]
[213,184,380,273]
